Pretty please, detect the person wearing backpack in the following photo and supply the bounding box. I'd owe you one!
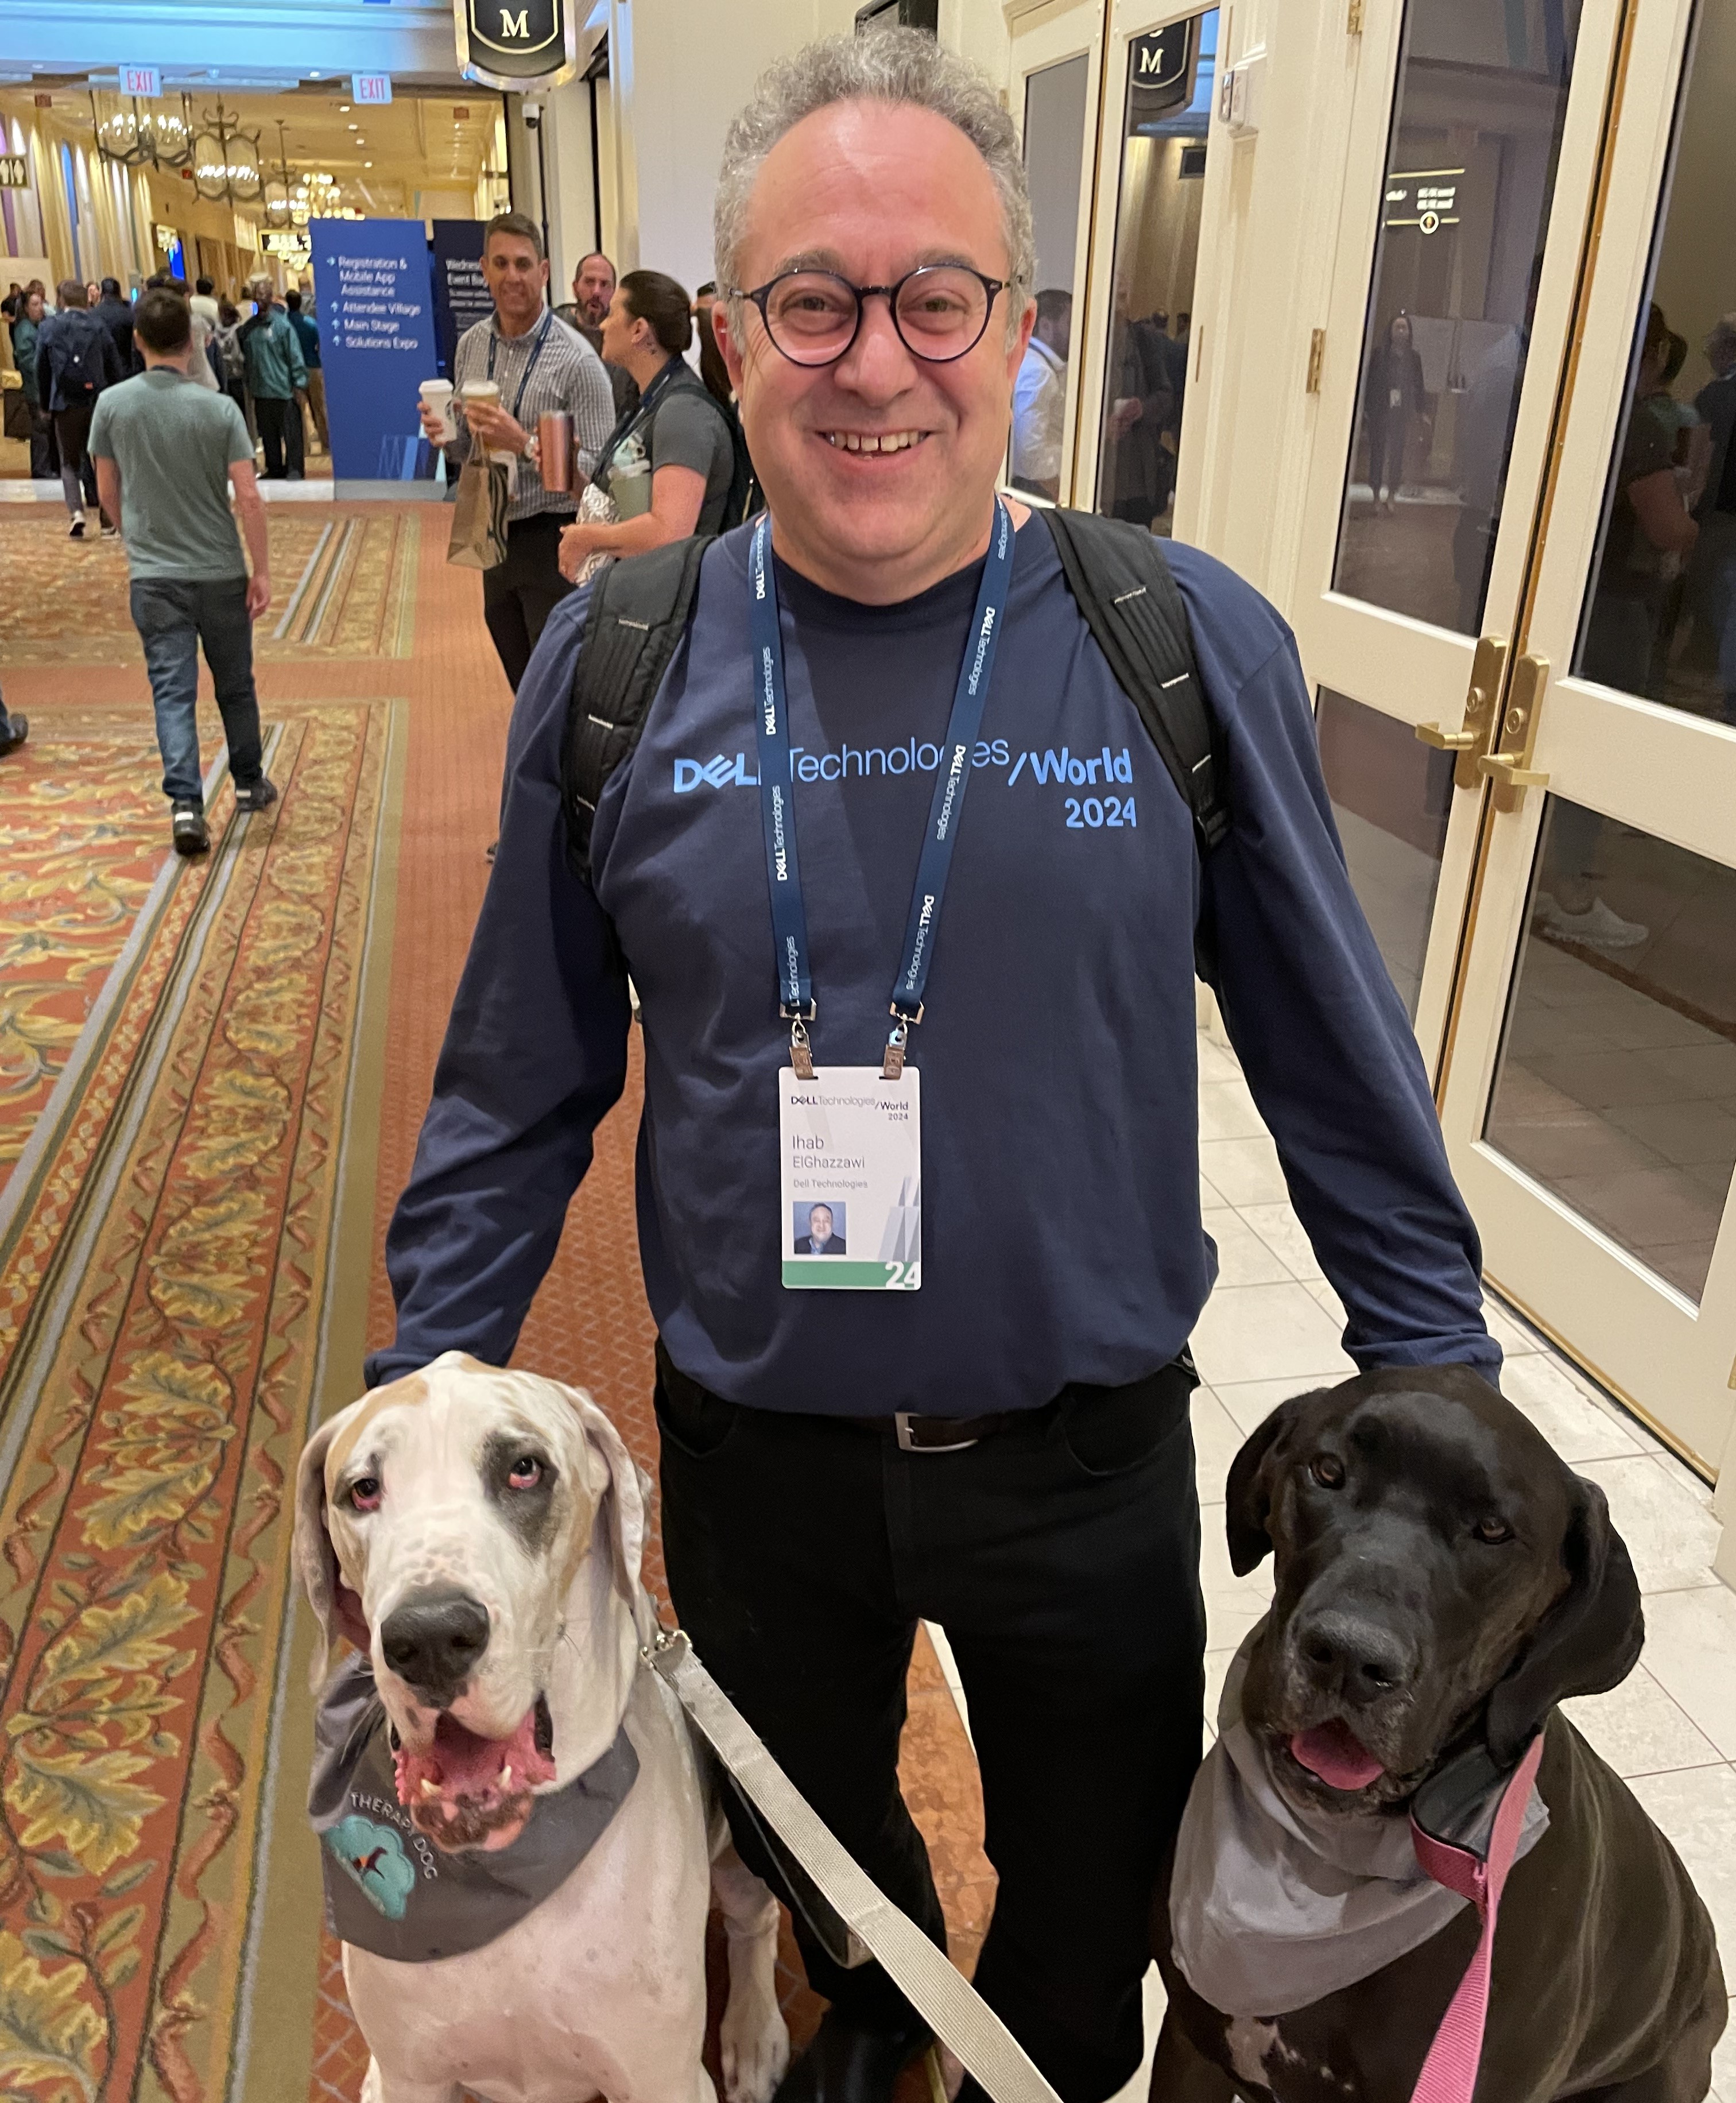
[35,280,123,539]
[213,299,254,437]
[369,34,1496,2103]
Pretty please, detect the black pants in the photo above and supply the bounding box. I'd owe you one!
[255,394,304,479]
[482,513,575,690]
[656,1346,1207,2103]
[52,401,102,518]
[29,404,61,481]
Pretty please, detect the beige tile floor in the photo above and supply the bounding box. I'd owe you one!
[933,1025,1734,2100]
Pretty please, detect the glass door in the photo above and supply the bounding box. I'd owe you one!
[1072,0,1218,535]
[1009,1,1106,507]
[1288,0,1625,1062]
[1438,0,1736,1475]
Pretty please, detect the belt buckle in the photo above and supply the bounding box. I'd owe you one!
[894,1411,979,1455]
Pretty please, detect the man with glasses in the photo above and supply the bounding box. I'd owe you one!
[371,30,1494,2103]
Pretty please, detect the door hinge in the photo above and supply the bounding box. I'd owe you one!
[1305,328,1326,393]
[1347,0,1365,33]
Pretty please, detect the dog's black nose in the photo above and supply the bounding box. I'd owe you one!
[1293,1609,1414,1707]
[379,1590,490,1698]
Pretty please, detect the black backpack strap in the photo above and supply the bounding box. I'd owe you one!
[561,534,716,881]
[1040,506,1229,854]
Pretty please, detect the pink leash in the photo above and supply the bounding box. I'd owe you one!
[1407,1731,1546,2103]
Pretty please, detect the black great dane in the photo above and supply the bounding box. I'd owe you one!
[1153,1366,1726,2103]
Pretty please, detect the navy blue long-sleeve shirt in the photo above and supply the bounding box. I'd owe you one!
[368,518,1496,1409]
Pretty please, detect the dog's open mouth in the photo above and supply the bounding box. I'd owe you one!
[1288,1718,1386,1792]
[391,1694,557,1851]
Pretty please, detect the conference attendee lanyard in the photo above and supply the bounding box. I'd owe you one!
[486,308,554,421]
[749,499,1015,1292]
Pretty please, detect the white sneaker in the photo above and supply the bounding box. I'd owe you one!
[1533,892,1649,950]
[1378,485,1391,506]
[68,514,86,540]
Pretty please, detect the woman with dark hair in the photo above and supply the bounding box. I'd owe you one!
[12,286,61,482]
[1363,311,1427,512]
[693,281,733,410]
[557,268,742,580]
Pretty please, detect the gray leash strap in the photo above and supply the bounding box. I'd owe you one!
[646,1629,1064,2103]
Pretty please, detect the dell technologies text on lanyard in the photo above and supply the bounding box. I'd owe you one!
[749,501,1014,1293]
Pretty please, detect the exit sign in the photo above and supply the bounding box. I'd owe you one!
[119,64,162,98]
[352,71,393,103]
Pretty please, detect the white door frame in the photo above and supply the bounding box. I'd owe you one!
[1438,0,1736,1481]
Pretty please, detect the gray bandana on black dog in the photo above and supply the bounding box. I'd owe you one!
[1170,1624,1548,2017]
[309,1655,640,1962]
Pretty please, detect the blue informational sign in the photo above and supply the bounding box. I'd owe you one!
[430,219,494,379]
[312,217,439,480]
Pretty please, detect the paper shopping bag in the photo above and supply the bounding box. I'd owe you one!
[447,455,511,570]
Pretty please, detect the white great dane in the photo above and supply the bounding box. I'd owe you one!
[293,1350,791,2103]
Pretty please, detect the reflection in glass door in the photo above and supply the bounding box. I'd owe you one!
[1014,55,1090,501]
[1092,8,1216,537]
[1009,4,1104,509]
[1285,0,1614,1070]
[1438,0,1736,1473]
[1331,0,1583,635]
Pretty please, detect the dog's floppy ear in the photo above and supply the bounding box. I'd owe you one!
[567,1386,657,1645]
[1225,1391,1316,1576]
[293,1402,373,1688]
[1485,1474,1643,1767]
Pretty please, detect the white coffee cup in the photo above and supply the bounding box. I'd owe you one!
[419,378,457,443]
[460,378,506,458]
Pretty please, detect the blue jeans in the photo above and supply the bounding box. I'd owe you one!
[130,576,264,805]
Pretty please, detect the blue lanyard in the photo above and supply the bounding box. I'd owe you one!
[747,499,1014,1067]
[486,310,553,421]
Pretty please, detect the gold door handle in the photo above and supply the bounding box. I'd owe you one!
[1416,720,1480,751]
[1477,755,1550,791]
[1482,651,1551,813]
[1415,636,1507,789]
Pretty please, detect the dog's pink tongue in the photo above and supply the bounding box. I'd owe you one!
[393,1708,554,1806]
[1290,1719,1385,1791]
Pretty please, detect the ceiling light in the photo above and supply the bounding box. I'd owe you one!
[347,122,357,130]
[340,103,350,111]
[363,160,372,166]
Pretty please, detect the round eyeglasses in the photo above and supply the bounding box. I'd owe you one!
[731,265,1009,367]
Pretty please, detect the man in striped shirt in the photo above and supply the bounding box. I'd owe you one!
[423,211,615,691]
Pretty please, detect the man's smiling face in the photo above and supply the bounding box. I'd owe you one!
[716,99,1033,605]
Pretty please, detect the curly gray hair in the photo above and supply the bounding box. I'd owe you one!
[714,28,1035,340]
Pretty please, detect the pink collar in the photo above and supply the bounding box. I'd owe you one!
[1408,1731,1545,2103]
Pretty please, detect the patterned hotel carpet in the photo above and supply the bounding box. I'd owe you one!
[0,695,399,2102]
[0,509,418,666]
[0,722,166,1180]
[0,513,994,2103]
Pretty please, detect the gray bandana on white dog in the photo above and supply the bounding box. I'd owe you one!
[1170,1624,1548,2017]
[309,1655,640,1962]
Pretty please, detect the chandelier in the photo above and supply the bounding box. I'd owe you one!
[190,101,265,203]
[261,121,299,224]
[90,88,193,172]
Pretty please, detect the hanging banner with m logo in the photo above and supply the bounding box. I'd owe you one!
[454,0,578,90]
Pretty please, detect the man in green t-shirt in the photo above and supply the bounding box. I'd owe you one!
[90,286,277,857]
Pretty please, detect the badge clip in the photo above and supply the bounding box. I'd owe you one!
[881,1012,914,1081]
[788,1011,815,1080]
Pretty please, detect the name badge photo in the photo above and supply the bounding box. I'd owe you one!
[779,1068,921,1290]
